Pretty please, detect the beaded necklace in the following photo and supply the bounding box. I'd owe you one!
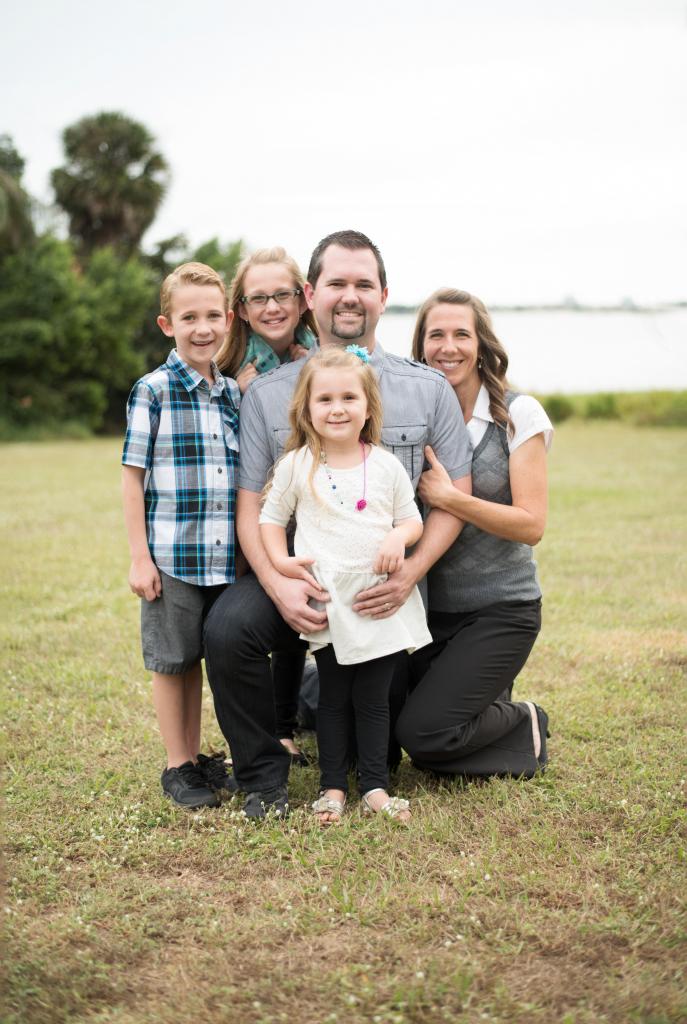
[320,440,368,511]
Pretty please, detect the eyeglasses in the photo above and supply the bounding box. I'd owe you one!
[240,288,301,308]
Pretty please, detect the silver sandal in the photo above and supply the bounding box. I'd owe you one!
[361,788,410,821]
[312,791,346,824]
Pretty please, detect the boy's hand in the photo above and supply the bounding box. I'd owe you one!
[129,557,162,602]
[373,529,406,575]
[288,342,309,361]
[236,360,259,394]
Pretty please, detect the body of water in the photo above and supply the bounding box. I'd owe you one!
[376,309,687,394]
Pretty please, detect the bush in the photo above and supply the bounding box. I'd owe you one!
[541,394,575,423]
[624,391,687,427]
[0,236,151,434]
[585,393,619,420]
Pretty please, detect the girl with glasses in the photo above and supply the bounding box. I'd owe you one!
[217,246,318,396]
[217,247,319,768]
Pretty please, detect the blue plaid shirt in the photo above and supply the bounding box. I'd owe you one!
[122,349,240,586]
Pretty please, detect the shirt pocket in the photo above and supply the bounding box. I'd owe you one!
[219,403,240,452]
[274,428,291,461]
[381,423,427,484]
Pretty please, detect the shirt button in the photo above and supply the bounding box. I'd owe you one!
[213,433,218,440]
[216,539,221,546]
[218,467,222,474]
[401,433,407,441]
[217,503,223,511]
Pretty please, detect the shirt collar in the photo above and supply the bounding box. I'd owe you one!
[166,349,227,394]
[472,383,493,423]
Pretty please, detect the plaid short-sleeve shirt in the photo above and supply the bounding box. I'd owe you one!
[122,349,240,586]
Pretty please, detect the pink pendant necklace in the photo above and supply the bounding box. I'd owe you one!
[321,440,368,511]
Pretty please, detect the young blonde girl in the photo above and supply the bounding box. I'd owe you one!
[217,246,319,765]
[259,347,432,823]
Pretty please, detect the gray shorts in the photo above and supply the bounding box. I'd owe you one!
[141,570,226,675]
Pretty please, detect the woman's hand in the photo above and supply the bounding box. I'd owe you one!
[418,446,464,512]
[236,360,259,394]
[288,342,309,361]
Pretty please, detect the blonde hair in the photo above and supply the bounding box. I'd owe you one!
[160,261,227,319]
[411,288,513,436]
[216,247,318,378]
[267,348,383,502]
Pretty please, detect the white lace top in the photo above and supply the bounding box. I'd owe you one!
[260,445,421,574]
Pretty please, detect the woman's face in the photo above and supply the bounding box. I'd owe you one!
[422,303,480,391]
[239,262,307,353]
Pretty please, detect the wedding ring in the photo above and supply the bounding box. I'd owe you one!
[385,602,392,611]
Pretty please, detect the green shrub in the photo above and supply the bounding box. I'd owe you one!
[626,391,687,427]
[585,393,619,420]
[541,394,575,423]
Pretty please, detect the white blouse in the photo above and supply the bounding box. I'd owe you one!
[466,385,553,453]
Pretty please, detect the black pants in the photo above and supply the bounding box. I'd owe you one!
[396,600,543,778]
[272,650,306,740]
[203,574,303,791]
[314,645,399,795]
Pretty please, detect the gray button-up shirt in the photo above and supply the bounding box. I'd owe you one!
[238,342,472,492]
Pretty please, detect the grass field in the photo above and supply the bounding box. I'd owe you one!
[2,423,686,1024]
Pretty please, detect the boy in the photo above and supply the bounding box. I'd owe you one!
[122,262,240,808]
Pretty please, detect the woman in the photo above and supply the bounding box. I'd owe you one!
[395,289,553,778]
[218,246,318,395]
[217,247,319,765]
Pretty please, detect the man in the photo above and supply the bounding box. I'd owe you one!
[204,230,472,818]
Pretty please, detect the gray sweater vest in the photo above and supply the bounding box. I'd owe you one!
[427,393,542,612]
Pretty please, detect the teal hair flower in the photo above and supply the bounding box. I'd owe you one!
[345,344,371,364]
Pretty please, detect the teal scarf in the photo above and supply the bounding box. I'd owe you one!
[240,324,316,374]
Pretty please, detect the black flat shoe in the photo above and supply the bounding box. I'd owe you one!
[243,785,289,820]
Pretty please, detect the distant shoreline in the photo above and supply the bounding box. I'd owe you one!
[386,301,687,315]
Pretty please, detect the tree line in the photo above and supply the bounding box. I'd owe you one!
[0,112,242,438]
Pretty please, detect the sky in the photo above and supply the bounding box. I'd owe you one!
[3,0,686,307]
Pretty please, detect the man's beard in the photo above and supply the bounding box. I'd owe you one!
[330,310,367,341]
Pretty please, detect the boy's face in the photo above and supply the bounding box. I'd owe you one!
[157,284,232,374]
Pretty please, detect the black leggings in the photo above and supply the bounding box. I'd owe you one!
[313,646,399,795]
[396,600,542,778]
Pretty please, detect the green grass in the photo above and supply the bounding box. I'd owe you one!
[2,423,686,1024]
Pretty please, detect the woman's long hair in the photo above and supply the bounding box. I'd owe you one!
[216,246,318,378]
[411,288,513,436]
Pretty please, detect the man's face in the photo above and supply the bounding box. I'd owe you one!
[304,244,388,350]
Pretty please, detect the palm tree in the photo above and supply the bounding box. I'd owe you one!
[0,135,34,255]
[51,112,169,258]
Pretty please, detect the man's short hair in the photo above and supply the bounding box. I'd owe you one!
[307,230,387,290]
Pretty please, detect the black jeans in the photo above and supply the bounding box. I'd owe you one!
[203,573,304,790]
[396,600,543,778]
[272,650,306,740]
[314,645,399,795]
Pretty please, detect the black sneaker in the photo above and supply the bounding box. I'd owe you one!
[243,784,289,820]
[161,761,220,809]
[197,751,239,798]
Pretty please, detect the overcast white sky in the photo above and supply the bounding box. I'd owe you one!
[4,0,686,306]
